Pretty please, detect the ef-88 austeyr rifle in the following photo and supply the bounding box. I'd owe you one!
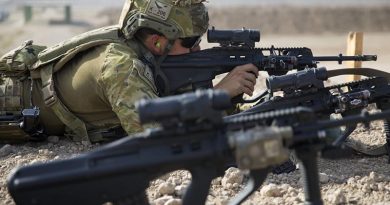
[8,90,390,205]
[152,27,377,100]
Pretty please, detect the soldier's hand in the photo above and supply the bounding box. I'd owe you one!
[214,64,258,98]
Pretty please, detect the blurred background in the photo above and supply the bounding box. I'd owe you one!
[0,0,389,77]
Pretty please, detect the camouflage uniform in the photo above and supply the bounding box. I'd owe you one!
[31,39,158,138]
[0,0,208,142]
[28,0,207,142]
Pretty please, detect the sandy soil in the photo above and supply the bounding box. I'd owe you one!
[0,5,390,205]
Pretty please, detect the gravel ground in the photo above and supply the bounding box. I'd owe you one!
[0,119,389,205]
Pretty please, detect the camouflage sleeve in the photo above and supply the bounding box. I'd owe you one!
[99,44,158,135]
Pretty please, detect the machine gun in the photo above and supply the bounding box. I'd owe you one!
[8,90,390,205]
[233,67,390,158]
[154,27,377,98]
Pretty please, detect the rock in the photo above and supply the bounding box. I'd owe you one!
[328,189,346,204]
[319,173,329,183]
[0,144,13,157]
[47,136,60,143]
[260,184,283,197]
[358,158,369,163]
[214,196,229,205]
[369,171,382,182]
[174,185,187,196]
[38,149,50,155]
[164,198,182,205]
[212,177,222,186]
[221,167,244,187]
[154,196,174,205]
[225,183,233,189]
[29,159,41,164]
[172,178,181,185]
[158,182,175,195]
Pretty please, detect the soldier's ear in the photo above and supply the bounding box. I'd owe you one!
[149,34,164,54]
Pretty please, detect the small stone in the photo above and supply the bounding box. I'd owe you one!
[328,189,346,204]
[154,196,174,205]
[0,144,13,157]
[173,178,181,185]
[221,167,244,187]
[358,158,369,163]
[164,198,182,205]
[82,140,91,146]
[214,196,229,205]
[212,177,222,186]
[221,190,230,196]
[30,159,41,164]
[38,149,50,155]
[319,173,329,183]
[174,185,187,196]
[378,183,385,191]
[47,136,60,143]
[260,184,283,197]
[369,171,381,182]
[158,182,175,195]
[225,183,233,189]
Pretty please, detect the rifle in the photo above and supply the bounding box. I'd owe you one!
[154,27,377,99]
[231,67,390,159]
[0,107,44,142]
[8,90,390,205]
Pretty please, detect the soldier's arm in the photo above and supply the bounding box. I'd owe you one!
[98,44,158,135]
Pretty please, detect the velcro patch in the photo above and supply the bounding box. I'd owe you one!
[144,65,154,84]
[146,0,172,20]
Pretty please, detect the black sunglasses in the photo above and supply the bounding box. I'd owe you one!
[180,36,202,49]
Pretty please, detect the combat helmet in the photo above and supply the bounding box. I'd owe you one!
[119,0,209,40]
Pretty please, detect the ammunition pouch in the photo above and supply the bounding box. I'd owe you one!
[0,40,47,141]
[0,40,46,78]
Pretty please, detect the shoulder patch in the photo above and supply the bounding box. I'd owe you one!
[146,0,172,20]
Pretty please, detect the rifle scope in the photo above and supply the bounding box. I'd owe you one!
[136,89,231,124]
[267,67,328,92]
[207,27,260,47]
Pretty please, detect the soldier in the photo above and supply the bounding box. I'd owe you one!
[0,0,258,144]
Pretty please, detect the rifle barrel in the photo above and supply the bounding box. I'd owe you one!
[313,55,377,64]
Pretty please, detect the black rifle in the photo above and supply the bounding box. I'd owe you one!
[0,107,44,142]
[8,90,390,205]
[154,28,377,98]
[232,67,390,159]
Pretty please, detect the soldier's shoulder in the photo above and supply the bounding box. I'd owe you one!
[103,41,141,60]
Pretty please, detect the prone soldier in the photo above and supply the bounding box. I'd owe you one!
[0,0,259,144]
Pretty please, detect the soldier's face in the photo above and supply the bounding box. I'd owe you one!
[168,38,201,55]
[145,34,201,55]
